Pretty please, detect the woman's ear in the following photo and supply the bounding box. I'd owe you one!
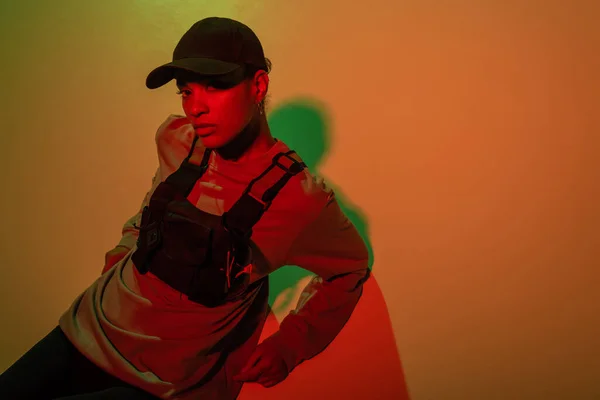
[253,70,269,103]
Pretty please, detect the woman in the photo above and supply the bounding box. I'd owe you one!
[0,17,370,400]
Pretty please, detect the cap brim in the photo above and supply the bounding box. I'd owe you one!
[145,58,241,89]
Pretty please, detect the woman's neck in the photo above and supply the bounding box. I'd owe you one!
[216,114,276,162]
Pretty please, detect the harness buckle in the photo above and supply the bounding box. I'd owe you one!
[273,152,304,175]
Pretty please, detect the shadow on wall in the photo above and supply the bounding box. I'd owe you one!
[267,97,374,303]
[239,99,411,400]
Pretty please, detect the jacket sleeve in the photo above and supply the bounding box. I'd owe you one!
[101,166,161,271]
[260,189,371,372]
[111,167,161,251]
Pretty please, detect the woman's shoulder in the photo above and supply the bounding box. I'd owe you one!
[274,165,334,220]
[269,140,334,208]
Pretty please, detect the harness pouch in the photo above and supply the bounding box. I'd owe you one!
[130,144,306,307]
[162,200,212,268]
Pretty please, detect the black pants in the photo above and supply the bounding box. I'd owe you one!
[0,326,159,399]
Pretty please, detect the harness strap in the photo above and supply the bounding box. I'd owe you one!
[222,151,306,238]
[164,134,212,195]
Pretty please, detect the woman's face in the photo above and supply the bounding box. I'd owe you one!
[176,69,267,149]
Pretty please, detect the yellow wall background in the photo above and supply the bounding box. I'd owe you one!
[1,1,598,399]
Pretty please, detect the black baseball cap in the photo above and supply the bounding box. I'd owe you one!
[146,17,268,89]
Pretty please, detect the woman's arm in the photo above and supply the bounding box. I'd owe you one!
[260,189,371,373]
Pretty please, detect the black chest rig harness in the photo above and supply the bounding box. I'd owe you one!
[131,136,306,308]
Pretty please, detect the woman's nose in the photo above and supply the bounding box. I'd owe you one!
[189,100,209,117]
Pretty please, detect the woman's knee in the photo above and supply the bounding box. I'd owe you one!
[0,326,75,399]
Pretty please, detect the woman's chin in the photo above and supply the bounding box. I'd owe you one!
[199,135,223,149]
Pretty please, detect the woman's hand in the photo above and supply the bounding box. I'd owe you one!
[234,342,289,388]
